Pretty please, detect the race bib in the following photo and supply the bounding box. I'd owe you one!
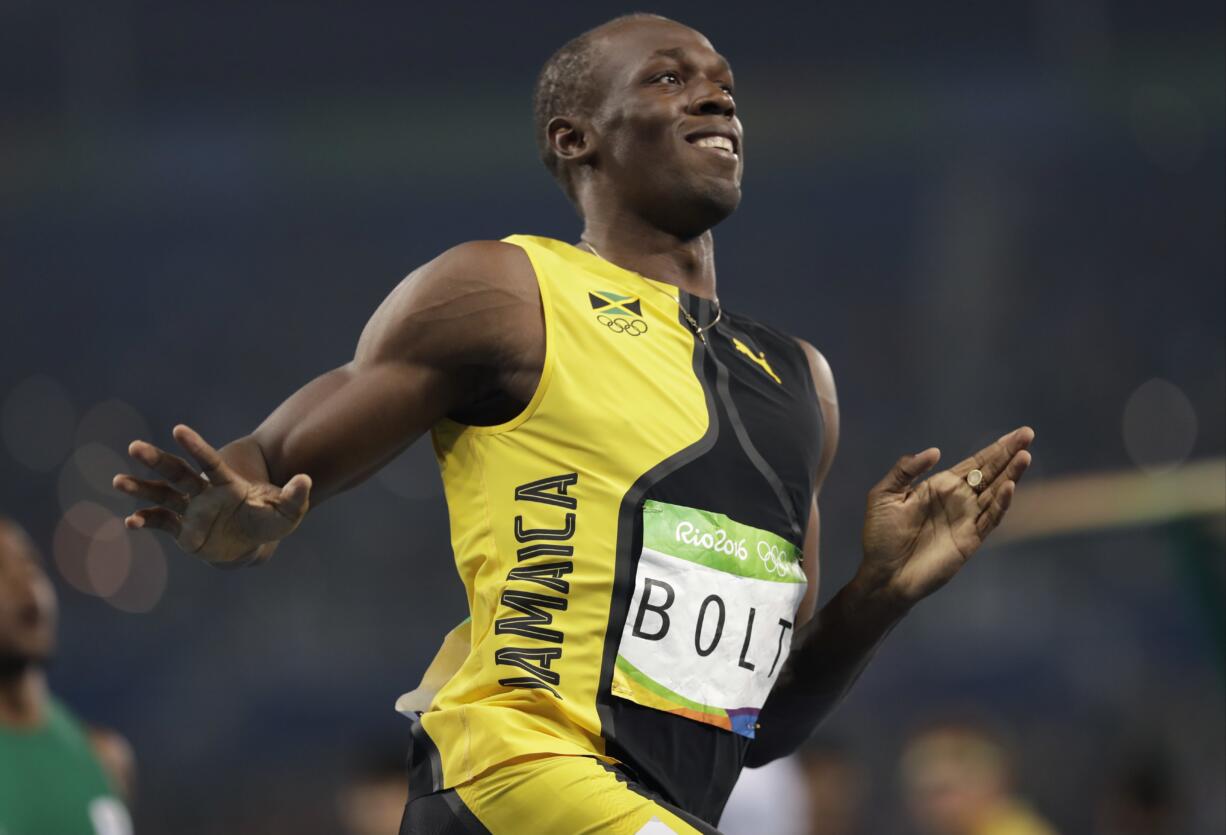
[611,500,807,738]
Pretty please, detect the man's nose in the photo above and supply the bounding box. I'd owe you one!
[690,82,735,118]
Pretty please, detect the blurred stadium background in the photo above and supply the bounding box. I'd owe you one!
[1,1,1222,832]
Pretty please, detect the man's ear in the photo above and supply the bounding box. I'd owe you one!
[547,115,598,167]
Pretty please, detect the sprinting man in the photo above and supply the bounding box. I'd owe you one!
[0,518,134,835]
[113,14,1034,834]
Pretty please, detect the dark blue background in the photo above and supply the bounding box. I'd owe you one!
[1,2,1222,832]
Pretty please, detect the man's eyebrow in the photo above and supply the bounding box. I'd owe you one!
[650,47,733,74]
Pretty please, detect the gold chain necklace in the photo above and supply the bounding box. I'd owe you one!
[579,240,722,343]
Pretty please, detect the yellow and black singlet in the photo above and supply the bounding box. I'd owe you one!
[401,235,823,825]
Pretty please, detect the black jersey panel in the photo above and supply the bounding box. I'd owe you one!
[598,295,825,824]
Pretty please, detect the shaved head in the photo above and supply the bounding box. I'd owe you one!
[532,13,677,200]
[533,13,741,235]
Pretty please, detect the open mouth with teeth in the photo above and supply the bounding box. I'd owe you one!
[687,133,738,160]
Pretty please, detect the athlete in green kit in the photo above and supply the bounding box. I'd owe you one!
[0,518,134,835]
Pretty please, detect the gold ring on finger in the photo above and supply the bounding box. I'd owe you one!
[966,468,984,491]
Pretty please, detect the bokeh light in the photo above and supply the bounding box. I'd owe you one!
[105,533,169,614]
[53,498,167,611]
[1122,378,1199,474]
[57,441,130,515]
[1,375,76,472]
[75,398,152,456]
[86,517,133,598]
[53,501,117,595]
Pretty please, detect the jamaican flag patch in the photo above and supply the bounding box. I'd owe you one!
[588,291,643,317]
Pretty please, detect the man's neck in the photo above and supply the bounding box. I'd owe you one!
[579,212,718,301]
[0,666,48,729]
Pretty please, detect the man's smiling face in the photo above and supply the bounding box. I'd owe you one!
[586,18,743,236]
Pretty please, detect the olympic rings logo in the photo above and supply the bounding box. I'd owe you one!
[597,314,648,336]
[757,541,795,576]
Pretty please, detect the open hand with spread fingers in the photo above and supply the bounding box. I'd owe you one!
[112,424,312,568]
[856,426,1035,610]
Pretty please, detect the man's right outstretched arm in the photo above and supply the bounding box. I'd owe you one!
[112,240,540,567]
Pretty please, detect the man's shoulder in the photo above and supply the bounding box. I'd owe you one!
[419,239,536,287]
[357,239,542,368]
[390,239,539,319]
[792,336,837,418]
[436,238,526,263]
[791,337,833,384]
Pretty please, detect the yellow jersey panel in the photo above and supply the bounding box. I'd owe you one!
[421,235,710,785]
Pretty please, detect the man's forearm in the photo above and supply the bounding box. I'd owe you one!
[745,576,907,766]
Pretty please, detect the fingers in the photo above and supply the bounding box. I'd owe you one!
[127,440,207,496]
[124,507,183,537]
[112,474,190,514]
[874,448,941,494]
[173,424,236,487]
[1003,448,1032,484]
[975,479,1016,539]
[275,474,313,522]
[969,444,1030,540]
[954,425,1035,484]
[976,450,1031,509]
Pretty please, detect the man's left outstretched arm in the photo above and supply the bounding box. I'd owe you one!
[745,342,1034,767]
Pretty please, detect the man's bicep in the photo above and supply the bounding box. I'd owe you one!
[252,241,531,499]
[251,358,454,500]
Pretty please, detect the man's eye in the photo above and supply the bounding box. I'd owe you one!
[657,71,682,85]
[720,85,734,95]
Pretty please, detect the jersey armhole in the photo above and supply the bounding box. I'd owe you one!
[434,236,556,437]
